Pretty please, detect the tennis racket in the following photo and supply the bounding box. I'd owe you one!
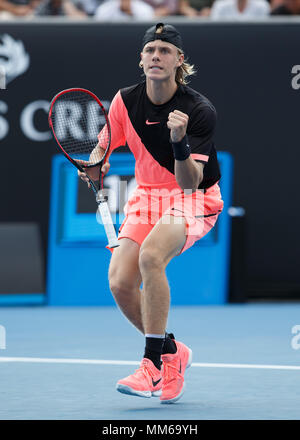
[48,87,119,249]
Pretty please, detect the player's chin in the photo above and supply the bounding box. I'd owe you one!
[146,72,167,82]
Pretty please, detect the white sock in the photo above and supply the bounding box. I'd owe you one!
[145,334,165,339]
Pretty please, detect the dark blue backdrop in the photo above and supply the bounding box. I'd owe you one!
[0,21,299,299]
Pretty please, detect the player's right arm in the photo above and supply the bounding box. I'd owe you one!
[78,90,126,187]
[77,143,110,187]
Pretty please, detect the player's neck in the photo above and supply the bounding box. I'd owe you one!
[146,79,178,105]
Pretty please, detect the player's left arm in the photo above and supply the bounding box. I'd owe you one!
[167,110,204,192]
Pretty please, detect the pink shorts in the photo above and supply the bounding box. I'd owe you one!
[115,182,224,255]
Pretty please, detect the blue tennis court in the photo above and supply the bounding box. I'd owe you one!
[1,303,299,420]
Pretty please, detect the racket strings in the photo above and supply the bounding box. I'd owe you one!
[50,90,110,165]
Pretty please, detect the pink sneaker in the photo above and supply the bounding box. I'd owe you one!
[116,358,162,398]
[160,340,193,404]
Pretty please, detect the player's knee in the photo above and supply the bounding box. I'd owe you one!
[109,279,129,299]
[108,272,134,299]
[139,246,164,273]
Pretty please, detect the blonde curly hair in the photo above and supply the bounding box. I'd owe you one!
[175,48,196,85]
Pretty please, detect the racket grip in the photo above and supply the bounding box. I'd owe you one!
[97,201,119,248]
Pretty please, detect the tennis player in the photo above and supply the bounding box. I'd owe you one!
[79,23,223,404]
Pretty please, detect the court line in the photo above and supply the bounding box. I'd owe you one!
[0,357,300,370]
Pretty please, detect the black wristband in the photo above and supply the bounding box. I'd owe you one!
[171,135,190,161]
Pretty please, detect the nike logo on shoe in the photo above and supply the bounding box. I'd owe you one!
[152,377,162,387]
[146,120,160,125]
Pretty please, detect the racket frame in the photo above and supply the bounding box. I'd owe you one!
[48,87,119,248]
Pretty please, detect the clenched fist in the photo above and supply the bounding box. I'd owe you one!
[167,110,189,143]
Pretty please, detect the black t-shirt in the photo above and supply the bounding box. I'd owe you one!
[271,5,293,14]
[108,81,221,190]
[34,1,65,15]
[7,0,31,4]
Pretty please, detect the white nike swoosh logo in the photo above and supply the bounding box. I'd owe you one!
[146,120,160,125]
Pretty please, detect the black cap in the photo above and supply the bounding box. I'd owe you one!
[142,23,183,51]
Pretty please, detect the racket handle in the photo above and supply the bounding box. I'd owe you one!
[97,200,119,249]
